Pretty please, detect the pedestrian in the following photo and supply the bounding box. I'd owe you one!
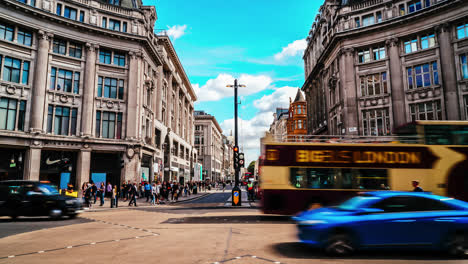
[145,182,151,202]
[412,180,423,192]
[111,185,116,208]
[222,182,226,192]
[99,183,105,206]
[91,182,98,204]
[106,182,112,198]
[84,183,92,208]
[128,183,137,206]
[150,183,156,205]
[156,182,161,204]
[247,180,254,201]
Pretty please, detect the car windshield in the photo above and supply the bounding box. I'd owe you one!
[38,184,60,195]
[336,195,381,211]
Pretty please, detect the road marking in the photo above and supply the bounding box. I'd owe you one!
[252,256,257,258]
[67,246,73,249]
[38,251,44,254]
[90,242,96,245]
[7,256,14,258]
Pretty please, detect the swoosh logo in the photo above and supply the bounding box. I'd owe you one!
[46,158,61,165]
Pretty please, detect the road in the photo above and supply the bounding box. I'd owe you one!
[0,192,465,264]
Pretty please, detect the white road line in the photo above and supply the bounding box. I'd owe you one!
[38,251,44,254]
[67,246,73,249]
[252,256,257,258]
[90,242,96,245]
[8,256,15,258]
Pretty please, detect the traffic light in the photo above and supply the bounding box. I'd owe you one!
[233,146,239,169]
[239,152,245,168]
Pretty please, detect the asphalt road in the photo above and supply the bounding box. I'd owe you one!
[0,216,92,238]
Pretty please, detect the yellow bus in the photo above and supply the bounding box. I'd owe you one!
[260,121,468,215]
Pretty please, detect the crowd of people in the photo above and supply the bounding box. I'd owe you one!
[80,180,217,208]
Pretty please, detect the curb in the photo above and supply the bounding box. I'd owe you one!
[170,192,213,204]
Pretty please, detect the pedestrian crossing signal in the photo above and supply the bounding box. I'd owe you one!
[239,153,245,168]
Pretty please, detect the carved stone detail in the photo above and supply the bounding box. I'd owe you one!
[385,37,399,48]
[435,23,451,34]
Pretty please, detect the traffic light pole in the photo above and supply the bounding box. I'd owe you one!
[230,79,241,206]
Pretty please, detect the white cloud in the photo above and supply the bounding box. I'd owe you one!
[273,39,307,62]
[220,86,300,164]
[220,112,274,164]
[192,74,273,102]
[253,86,299,113]
[166,25,187,40]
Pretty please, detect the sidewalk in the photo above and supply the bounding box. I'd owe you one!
[83,189,215,212]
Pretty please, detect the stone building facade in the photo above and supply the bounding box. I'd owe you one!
[194,111,225,182]
[303,0,468,136]
[269,108,288,138]
[221,135,234,182]
[0,0,196,192]
[287,89,307,135]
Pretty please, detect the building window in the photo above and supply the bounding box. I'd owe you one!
[95,111,122,139]
[464,96,468,119]
[458,23,468,39]
[362,14,375,27]
[408,1,422,13]
[47,105,77,136]
[113,52,125,66]
[399,4,405,15]
[64,6,77,20]
[373,46,386,60]
[404,38,418,53]
[358,49,371,63]
[79,11,85,22]
[360,72,388,96]
[97,77,124,100]
[0,22,14,41]
[376,11,382,23]
[50,67,80,94]
[17,28,32,46]
[2,56,30,84]
[56,3,62,15]
[421,34,435,49]
[68,42,82,58]
[355,17,360,28]
[407,62,439,89]
[108,0,120,6]
[102,17,107,29]
[461,54,468,80]
[108,19,120,31]
[53,39,67,55]
[122,22,127,33]
[410,100,442,121]
[0,98,26,131]
[99,49,112,64]
[362,108,390,136]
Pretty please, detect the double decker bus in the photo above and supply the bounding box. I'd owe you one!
[260,121,468,215]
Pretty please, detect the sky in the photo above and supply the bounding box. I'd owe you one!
[143,0,322,164]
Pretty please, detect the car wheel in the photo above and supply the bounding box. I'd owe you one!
[49,209,63,220]
[9,214,17,220]
[325,233,355,256]
[447,234,468,258]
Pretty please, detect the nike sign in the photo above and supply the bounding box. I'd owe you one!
[46,158,61,165]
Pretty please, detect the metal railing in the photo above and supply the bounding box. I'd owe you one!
[270,134,421,144]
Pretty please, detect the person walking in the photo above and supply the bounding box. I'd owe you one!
[145,182,152,202]
[128,183,137,206]
[150,183,156,205]
[84,183,92,208]
[91,182,98,204]
[106,182,112,198]
[99,183,105,206]
[111,185,117,208]
[412,180,423,192]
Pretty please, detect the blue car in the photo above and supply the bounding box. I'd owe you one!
[293,191,468,257]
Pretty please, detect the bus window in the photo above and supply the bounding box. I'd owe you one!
[290,168,388,190]
[424,125,468,145]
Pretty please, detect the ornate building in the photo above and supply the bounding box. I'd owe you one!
[303,0,468,136]
[0,0,196,192]
[269,108,289,138]
[287,89,307,135]
[194,111,223,181]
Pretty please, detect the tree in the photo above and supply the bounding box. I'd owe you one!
[247,161,255,174]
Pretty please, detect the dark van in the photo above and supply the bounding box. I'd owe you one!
[0,180,83,219]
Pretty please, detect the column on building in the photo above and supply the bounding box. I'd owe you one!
[387,37,407,127]
[174,84,180,134]
[437,23,460,119]
[76,149,91,197]
[167,73,173,130]
[30,31,51,132]
[155,65,163,121]
[23,147,41,180]
[127,52,140,139]
[81,43,97,137]
[338,47,358,135]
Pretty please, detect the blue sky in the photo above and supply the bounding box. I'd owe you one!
[143,0,322,163]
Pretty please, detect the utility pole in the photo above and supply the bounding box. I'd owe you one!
[227,79,245,206]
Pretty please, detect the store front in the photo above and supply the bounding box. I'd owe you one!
[141,155,152,183]
[0,148,26,181]
[40,150,77,190]
[90,152,121,188]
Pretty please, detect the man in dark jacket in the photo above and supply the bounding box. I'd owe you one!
[128,183,137,206]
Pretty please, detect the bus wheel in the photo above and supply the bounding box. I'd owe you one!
[325,233,355,256]
[447,233,468,258]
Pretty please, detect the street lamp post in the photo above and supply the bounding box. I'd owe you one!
[227,79,245,206]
